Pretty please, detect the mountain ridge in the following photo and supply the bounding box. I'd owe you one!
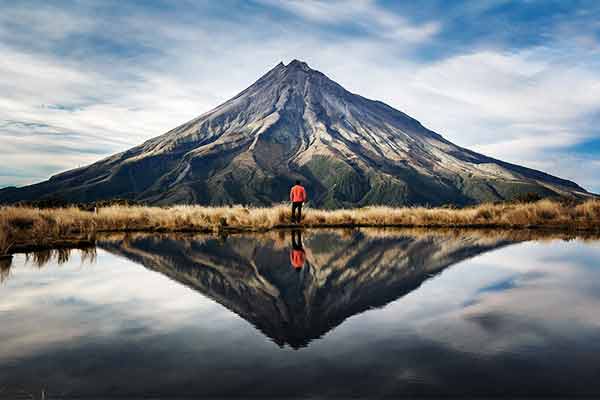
[0,59,591,206]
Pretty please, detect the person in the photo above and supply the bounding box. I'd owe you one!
[290,229,305,270]
[289,180,307,223]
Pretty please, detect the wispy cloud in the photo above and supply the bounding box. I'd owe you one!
[259,0,441,43]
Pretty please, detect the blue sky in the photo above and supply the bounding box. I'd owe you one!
[1,0,599,192]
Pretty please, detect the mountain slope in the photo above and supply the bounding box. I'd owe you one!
[0,59,591,206]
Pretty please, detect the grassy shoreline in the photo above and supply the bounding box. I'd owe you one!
[1,199,600,255]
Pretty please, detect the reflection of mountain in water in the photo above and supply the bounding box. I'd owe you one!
[100,230,512,348]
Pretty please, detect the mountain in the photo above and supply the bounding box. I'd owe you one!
[0,59,591,207]
[98,230,515,348]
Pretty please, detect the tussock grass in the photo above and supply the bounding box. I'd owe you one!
[1,199,600,254]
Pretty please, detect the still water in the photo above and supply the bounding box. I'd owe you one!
[1,229,600,398]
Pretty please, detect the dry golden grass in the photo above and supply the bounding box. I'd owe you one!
[1,199,600,254]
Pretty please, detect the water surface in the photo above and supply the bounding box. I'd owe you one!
[1,229,600,398]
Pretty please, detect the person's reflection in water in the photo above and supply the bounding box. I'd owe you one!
[290,230,305,270]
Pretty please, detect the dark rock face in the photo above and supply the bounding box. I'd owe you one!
[99,230,514,348]
[0,60,590,206]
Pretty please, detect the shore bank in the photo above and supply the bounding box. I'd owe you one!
[1,199,599,255]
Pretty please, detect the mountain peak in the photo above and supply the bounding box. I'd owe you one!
[285,59,311,72]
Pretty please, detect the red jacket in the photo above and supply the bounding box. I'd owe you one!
[291,249,305,269]
[290,185,307,203]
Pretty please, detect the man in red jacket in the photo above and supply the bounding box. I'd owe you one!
[290,180,307,223]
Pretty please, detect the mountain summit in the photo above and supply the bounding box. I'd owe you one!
[0,60,590,206]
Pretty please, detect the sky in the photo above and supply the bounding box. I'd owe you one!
[1,0,599,192]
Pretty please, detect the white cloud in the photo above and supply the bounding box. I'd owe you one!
[0,3,95,41]
[258,0,440,43]
[405,49,600,187]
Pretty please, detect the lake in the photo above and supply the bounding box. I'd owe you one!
[1,229,600,398]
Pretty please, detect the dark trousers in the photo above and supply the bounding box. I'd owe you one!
[292,229,303,249]
[291,202,303,223]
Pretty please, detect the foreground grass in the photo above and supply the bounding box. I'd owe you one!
[1,199,600,254]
